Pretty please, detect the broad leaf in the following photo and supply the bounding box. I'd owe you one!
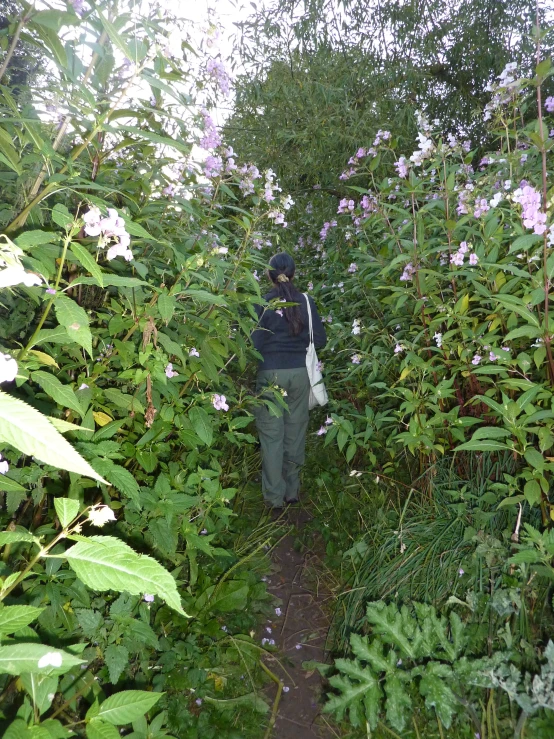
[189,406,213,446]
[63,536,186,615]
[70,243,104,287]
[0,606,43,635]
[54,498,80,528]
[54,296,93,357]
[0,643,84,675]
[96,690,162,725]
[32,371,83,417]
[0,392,107,483]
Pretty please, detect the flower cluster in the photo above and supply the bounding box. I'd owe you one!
[212,394,229,411]
[410,131,435,167]
[0,240,42,290]
[0,353,17,383]
[395,156,409,178]
[450,241,478,267]
[88,504,116,527]
[206,58,231,96]
[262,169,281,202]
[319,220,337,241]
[483,63,521,121]
[351,319,361,335]
[512,185,547,235]
[399,262,415,281]
[546,96,554,114]
[347,263,357,273]
[199,108,222,150]
[83,206,133,261]
[337,198,355,214]
[339,132,391,180]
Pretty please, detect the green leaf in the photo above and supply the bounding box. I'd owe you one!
[54,498,80,528]
[0,391,107,483]
[189,406,213,446]
[34,327,72,347]
[20,672,58,715]
[32,371,83,417]
[70,244,104,287]
[524,479,542,506]
[0,606,43,635]
[0,475,27,493]
[454,439,510,452]
[69,275,148,289]
[98,462,140,507]
[524,448,544,471]
[508,234,543,253]
[4,719,32,739]
[104,644,129,684]
[157,293,176,323]
[51,204,73,229]
[419,663,457,729]
[86,721,120,739]
[54,296,93,357]
[384,673,411,732]
[471,427,511,441]
[15,231,58,248]
[493,295,540,328]
[63,536,186,615]
[0,643,84,675]
[0,529,40,547]
[97,10,134,61]
[96,690,163,725]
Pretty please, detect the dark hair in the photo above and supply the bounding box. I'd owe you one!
[268,252,304,336]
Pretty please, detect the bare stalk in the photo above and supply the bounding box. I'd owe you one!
[0,10,33,84]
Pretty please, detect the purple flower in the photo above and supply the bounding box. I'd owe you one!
[143,594,155,602]
[200,528,208,535]
[163,184,175,197]
[400,262,415,281]
[165,363,178,378]
[471,354,481,366]
[348,263,358,273]
[394,344,403,355]
[195,698,203,706]
[307,281,313,291]
[275,607,282,616]
[283,686,290,693]
[78,383,89,390]
[469,253,479,266]
[295,644,302,650]
[395,157,408,178]
[275,309,284,317]
[189,347,200,358]
[458,568,465,576]
[317,426,327,436]
[212,394,229,411]
[545,96,554,113]
[325,416,333,425]
[316,361,324,372]
[45,288,56,295]
[489,351,497,362]
[351,354,361,364]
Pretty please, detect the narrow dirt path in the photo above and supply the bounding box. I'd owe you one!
[262,508,337,739]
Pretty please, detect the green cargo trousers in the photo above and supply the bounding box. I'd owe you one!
[255,367,310,509]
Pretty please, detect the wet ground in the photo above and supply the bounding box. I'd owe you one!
[262,507,338,739]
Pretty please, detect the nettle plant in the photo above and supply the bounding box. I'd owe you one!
[296,56,554,513]
[0,1,290,736]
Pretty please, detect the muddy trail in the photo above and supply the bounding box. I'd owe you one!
[261,507,338,739]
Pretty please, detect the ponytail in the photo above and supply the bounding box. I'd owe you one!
[268,252,304,336]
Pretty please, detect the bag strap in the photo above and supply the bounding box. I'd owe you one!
[303,293,314,344]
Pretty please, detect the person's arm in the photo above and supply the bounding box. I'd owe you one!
[309,297,327,349]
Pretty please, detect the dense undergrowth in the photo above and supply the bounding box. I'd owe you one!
[2,0,554,738]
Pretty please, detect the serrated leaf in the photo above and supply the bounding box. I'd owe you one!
[104,644,129,684]
[51,204,73,229]
[15,231,58,248]
[86,721,120,739]
[54,296,92,357]
[20,672,58,715]
[157,293,176,323]
[32,371,83,417]
[419,663,457,729]
[70,243,104,287]
[0,606,43,635]
[0,475,27,493]
[0,643,84,675]
[0,391,107,483]
[91,460,140,507]
[0,529,40,547]
[63,536,186,615]
[384,673,411,732]
[54,498,80,528]
[189,406,213,446]
[96,690,162,725]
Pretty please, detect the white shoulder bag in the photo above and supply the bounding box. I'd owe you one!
[304,293,328,410]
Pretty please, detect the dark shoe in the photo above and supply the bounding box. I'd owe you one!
[284,498,299,506]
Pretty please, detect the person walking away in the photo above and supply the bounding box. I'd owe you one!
[252,253,327,510]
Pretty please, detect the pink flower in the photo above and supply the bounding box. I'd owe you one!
[212,394,229,411]
[471,354,481,366]
[351,354,361,364]
[395,157,408,178]
[489,352,497,362]
[165,363,178,378]
[189,348,200,358]
[317,426,327,436]
[469,253,479,266]
[348,263,358,273]
[143,594,154,602]
[394,344,403,354]
[545,96,554,113]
